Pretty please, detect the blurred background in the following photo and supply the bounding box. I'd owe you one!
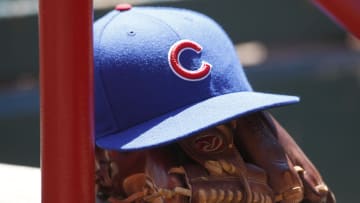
[0,0,359,202]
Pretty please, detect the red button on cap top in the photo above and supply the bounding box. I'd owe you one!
[115,3,132,11]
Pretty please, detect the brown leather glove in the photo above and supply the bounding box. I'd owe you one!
[95,112,335,203]
[234,112,335,203]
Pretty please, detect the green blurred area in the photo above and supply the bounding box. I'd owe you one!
[0,0,359,202]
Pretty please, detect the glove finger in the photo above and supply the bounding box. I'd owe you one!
[234,112,304,203]
[179,125,248,173]
[145,144,190,203]
[246,163,275,202]
[265,114,335,203]
[108,150,147,197]
[181,162,274,203]
[179,125,272,202]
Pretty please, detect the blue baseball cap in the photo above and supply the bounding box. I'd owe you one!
[94,5,299,151]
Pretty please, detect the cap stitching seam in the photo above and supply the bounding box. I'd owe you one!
[131,10,182,40]
[100,10,183,135]
[97,12,122,135]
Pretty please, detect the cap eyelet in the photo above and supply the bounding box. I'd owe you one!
[127,30,136,36]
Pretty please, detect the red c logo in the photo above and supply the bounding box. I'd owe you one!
[168,40,212,81]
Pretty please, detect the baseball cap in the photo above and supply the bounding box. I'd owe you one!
[94,5,299,151]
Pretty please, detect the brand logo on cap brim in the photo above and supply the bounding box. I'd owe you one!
[168,40,212,81]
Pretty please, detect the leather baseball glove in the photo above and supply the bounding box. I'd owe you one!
[95,111,335,203]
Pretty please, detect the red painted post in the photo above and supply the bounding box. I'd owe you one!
[39,0,95,202]
[312,0,360,39]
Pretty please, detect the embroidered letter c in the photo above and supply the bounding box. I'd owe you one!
[168,40,212,81]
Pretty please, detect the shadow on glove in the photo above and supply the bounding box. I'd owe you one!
[95,111,336,203]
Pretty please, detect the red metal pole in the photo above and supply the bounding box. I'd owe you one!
[312,0,360,39]
[39,0,95,202]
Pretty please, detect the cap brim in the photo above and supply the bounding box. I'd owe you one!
[96,92,299,151]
